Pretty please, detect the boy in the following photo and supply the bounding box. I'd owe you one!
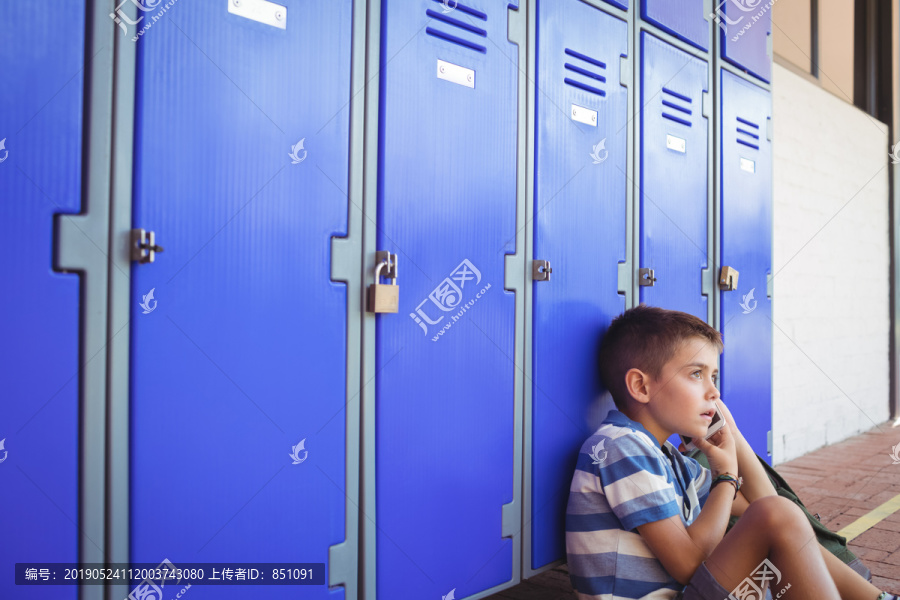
[565,304,898,600]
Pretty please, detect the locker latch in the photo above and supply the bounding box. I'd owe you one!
[533,260,552,281]
[638,268,656,286]
[367,251,399,313]
[719,266,739,291]
[131,228,164,264]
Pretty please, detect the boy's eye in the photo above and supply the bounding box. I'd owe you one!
[692,370,719,385]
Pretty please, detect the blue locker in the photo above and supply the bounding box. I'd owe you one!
[717,0,772,82]
[0,3,83,599]
[641,0,709,51]
[639,32,709,319]
[130,2,353,598]
[376,1,519,597]
[532,0,628,570]
[720,71,772,463]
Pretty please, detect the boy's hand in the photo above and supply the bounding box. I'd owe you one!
[676,399,743,454]
[691,421,738,476]
[712,399,744,442]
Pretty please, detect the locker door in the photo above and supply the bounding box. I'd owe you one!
[130,2,353,598]
[717,0,772,82]
[720,71,773,462]
[0,3,84,599]
[639,33,709,319]
[376,1,519,597]
[531,0,628,570]
[641,0,709,51]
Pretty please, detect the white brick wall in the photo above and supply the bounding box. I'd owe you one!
[771,63,892,464]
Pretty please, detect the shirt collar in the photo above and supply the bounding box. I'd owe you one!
[603,408,669,451]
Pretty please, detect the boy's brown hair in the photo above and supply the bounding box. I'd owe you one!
[598,303,723,411]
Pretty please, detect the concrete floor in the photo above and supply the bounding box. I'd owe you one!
[486,418,900,599]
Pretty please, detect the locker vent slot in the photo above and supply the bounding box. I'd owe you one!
[662,112,691,126]
[426,26,487,53]
[736,116,760,149]
[661,87,692,127]
[563,48,607,97]
[426,1,488,53]
[425,9,487,38]
[662,100,691,115]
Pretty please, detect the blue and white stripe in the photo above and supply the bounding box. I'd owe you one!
[565,410,712,600]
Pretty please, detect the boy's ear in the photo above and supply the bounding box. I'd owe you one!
[624,368,651,406]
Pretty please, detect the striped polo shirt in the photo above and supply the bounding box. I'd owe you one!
[566,409,712,600]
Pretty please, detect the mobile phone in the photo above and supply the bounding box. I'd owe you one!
[679,405,725,452]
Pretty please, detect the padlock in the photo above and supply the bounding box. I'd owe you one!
[367,256,399,313]
[719,266,739,291]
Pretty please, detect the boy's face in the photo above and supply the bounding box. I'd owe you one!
[644,335,721,442]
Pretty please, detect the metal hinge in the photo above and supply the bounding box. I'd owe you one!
[131,228,164,264]
[533,260,552,281]
[638,267,656,286]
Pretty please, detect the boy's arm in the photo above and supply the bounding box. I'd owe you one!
[731,489,751,517]
[638,482,737,585]
[735,434,777,502]
[716,400,778,503]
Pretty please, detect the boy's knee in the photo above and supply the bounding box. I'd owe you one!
[745,495,809,531]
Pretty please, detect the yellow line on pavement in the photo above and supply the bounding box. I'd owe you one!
[836,493,900,542]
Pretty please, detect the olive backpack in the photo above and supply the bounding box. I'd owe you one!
[685,448,872,585]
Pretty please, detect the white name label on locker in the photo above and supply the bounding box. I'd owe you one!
[571,104,597,126]
[740,157,756,173]
[666,134,686,153]
[437,59,475,88]
[227,0,287,29]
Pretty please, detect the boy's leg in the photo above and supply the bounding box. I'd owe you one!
[700,495,840,599]
[818,544,883,600]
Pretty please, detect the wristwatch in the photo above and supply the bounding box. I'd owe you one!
[711,472,743,499]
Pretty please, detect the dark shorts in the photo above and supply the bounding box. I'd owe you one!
[673,560,773,600]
